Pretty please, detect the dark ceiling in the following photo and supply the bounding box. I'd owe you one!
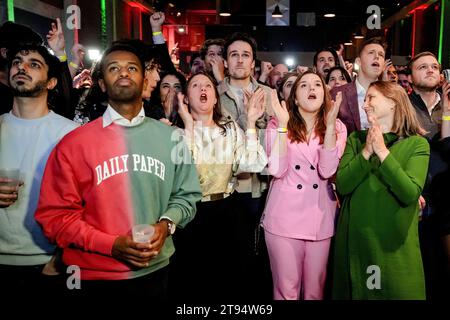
[149,0,416,51]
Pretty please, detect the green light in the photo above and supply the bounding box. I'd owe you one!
[100,0,107,48]
[438,0,445,63]
[7,0,15,22]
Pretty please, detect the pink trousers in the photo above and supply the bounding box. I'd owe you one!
[265,231,331,300]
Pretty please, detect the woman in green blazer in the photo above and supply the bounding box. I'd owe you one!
[333,81,429,300]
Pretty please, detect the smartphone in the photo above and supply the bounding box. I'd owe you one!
[443,69,450,83]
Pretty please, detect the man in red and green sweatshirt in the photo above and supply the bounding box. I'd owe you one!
[35,42,202,298]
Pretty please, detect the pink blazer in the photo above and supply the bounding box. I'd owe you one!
[262,118,347,240]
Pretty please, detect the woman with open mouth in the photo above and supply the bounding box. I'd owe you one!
[170,72,268,301]
[262,71,347,300]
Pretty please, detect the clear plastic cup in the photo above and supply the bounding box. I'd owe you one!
[132,224,155,243]
[0,168,21,187]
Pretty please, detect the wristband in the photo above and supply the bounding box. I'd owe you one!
[276,127,288,133]
[57,53,67,62]
[69,61,79,69]
[442,115,450,121]
[152,31,162,36]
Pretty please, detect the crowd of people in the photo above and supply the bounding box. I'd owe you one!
[0,11,449,301]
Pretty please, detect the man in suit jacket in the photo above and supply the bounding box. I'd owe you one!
[330,38,387,135]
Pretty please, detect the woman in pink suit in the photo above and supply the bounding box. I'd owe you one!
[262,71,347,300]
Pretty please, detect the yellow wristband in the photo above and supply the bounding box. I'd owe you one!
[57,54,67,62]
[442,115,450,121]
[69,61,79,69]
[246,128,257,134]
[152,31,162,36]
[276,127,288,133]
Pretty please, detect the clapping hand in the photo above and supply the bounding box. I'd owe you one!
[368,115,389,160]
[326,91,342,128]
[177,92,193,129]
[245,88,266,129]
[270,89,289,127]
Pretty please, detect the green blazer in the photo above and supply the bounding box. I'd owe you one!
[332,131,430,300]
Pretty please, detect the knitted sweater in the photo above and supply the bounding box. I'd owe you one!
[35,117,202,280]
[0,111,78,265]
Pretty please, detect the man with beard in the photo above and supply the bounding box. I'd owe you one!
[313,48,338,79]
[409,52,442,139]
[409,52,447,300]
[331,37,386,134]
[35,43,201,298]
[0,21,43,115]
[0,45,78,295]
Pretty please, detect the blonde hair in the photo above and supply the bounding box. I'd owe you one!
[369,81,426,137]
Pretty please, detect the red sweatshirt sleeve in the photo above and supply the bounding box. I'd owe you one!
[35,144,118,256]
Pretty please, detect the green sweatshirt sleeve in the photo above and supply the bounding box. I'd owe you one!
[336,132,371,195]
[378,136,430,206]
[164,137,202,228]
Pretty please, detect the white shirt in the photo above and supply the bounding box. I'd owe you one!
[356,78,369,129]
[102,105,145,128]
[427,92,441,116]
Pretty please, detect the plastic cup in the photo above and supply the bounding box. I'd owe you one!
[0,168,21,187]
[132,224,155,243]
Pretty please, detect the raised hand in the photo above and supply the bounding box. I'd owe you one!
[150,12,165,32]
[46,18,65,56]
[337,44,344,57]
[177,92,193,129]
[163,89,176,116]
[259,61,273,82]
[326,91,342,128]
[72,69,92,89]
[270,89,289,127]
[246,88,266,128]
[382,58,393,81]
[71,43,85,68]
[344,60,353,76]
[296,65,309,74]
[210,57,225,83]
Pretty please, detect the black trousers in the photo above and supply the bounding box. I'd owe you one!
[171,192,272,302]
[66,266,169,300]
[0,263,66,298]
[171,195,240,301]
